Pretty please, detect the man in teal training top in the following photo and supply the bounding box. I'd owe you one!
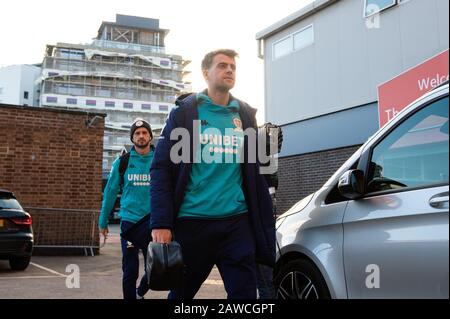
[150,49,275,299]
[99,118,154,299]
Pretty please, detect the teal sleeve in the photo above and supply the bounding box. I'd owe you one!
[98,159,121,229]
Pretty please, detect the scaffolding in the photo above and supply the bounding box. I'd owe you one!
[39,15,192,177]
[41,47,191,103]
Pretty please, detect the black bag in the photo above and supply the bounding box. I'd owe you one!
[120,214,151,250]
[146,241,184,291]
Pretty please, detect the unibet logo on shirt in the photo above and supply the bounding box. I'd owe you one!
[199,128,244,164]
[178,93,248,219]
[127,174,151,186]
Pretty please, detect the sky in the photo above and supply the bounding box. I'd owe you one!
[0,0,314,123]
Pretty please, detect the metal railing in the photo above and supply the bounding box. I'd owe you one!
[91,39,166,54]
[42,81,177,103]
[43,57,184,79]
[25,207,100,256]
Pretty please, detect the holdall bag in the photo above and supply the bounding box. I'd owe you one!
[120,214,151,250]
[146,241,184,291]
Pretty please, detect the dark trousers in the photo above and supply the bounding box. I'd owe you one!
[256,263,276,299]
[120,221,150,299]
[256,191,276,299]
[168,214,257,299]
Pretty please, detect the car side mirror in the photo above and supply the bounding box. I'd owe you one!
[338,169,365,200]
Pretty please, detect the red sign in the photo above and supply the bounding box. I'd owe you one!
[378,50,449,128]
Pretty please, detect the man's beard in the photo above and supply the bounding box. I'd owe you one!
[217,84,233,93]
[134,140,150,149]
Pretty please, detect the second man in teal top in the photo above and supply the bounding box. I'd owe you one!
[99,118,154,299]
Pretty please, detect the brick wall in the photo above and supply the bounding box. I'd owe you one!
[0,104,105,251]
[276,145,361,214]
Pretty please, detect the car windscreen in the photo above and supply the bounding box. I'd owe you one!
[0,197,24,210]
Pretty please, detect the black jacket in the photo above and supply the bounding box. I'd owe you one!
[150,93,275,266]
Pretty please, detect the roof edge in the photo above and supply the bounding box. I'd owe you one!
[97,21,169,37]
[256,0,340,40]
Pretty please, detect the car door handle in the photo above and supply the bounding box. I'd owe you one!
[429,192,449,209]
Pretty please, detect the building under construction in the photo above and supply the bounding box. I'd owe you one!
[39,14,191,176]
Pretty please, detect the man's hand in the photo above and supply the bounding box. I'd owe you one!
[151,229,172,243]
[99,227,109,237]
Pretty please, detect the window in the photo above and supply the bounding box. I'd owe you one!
[273,37,292,60]
[102,159,109,170]
[46,96,58,103]
[23,91,29,99]
[66,98,77,105]
[117,136,129,145]
[0,197,23,210]
[86,99,97,106]
[58,48,85,60]
[67,84,84,96]
[366,96,449,193]
[123,102,133,109]
[364,0,396,17]
[293,25,314,51]
[273,24,314,60]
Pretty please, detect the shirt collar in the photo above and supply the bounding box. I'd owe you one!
[196,91,240,111]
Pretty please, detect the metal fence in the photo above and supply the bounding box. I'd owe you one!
[25,207,100,256]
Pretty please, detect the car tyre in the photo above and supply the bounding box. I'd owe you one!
[9,256,31,271]
[274,258,331,299]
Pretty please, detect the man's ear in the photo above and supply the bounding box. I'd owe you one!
[202,69,208,81]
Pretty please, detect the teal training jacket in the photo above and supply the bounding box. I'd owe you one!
[99,147,154,229]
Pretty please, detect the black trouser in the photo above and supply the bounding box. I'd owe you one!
[168,214,257,299]
[120,221,150,299]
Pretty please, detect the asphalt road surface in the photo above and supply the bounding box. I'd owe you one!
[0,224,227,299]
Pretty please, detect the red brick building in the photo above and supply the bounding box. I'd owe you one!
[0,103,105,254]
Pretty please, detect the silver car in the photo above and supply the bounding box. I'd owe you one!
[274,82,449,299]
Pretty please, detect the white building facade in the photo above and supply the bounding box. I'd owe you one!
[0,65,41,107]
[38,14,191,176]
[256,0,449,213]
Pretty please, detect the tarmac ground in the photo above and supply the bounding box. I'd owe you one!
[0,224,227,299]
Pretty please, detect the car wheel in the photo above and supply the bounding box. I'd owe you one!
[274,258,331,299]
[9,256,31,271]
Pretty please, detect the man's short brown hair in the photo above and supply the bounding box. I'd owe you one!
[201,49,239,71]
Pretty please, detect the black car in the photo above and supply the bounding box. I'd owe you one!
[0,189,33,270]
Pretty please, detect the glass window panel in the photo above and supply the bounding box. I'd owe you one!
[273,37,292,60]
[367,97,449,192]
[364,0,396,17]
[293,25,314,51]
